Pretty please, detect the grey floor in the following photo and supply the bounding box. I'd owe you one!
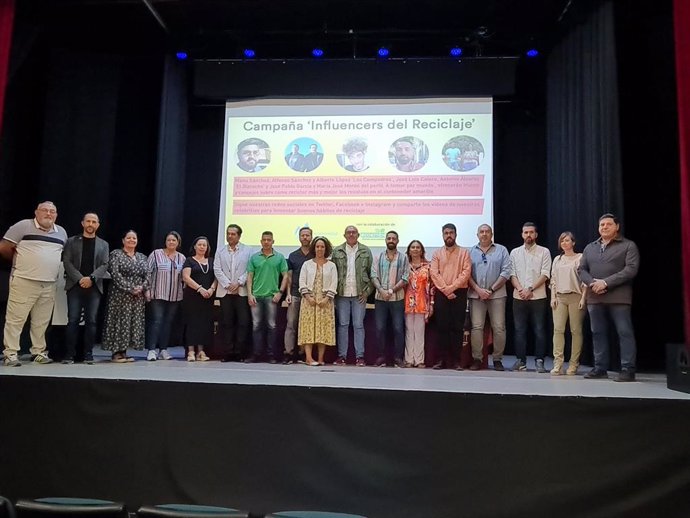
[2,347,688,401]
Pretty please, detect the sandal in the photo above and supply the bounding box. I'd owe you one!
[187,352,196,362]
[111,352,127,363]
[197,351,210,362]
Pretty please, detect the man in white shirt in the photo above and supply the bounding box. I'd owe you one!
[509,222,552,373]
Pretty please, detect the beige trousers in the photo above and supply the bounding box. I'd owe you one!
[551,292,585,365]
[3,276,56,358]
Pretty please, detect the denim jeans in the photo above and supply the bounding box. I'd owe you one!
[250,296,278,358]
[336,296,366,359]
[512,298,548,361]
[587,303,637,372]
[374,300,405,359]
[65,286,102,360]
[283,295,301,354]
[146,299,180,351]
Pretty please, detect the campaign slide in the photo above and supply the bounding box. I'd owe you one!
[218,98,493,253]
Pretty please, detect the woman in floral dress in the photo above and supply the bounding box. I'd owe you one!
[102,230,149,362]
[298,236,337,366]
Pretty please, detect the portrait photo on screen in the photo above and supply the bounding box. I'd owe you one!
[236,137,271,173]
[337,137,370,172]
[389,136,429,172]
[442,135,485,172]
[284,138,324,172]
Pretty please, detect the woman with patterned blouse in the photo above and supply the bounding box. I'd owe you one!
[404,240,435,368]
[145,231,185,361]
[102,230,150,362]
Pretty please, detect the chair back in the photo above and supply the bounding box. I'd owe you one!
[0,496,17,518]
[268,513,367,518]
[15,498,126,518]
[136,504,249,518]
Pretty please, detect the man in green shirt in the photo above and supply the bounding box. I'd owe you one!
[246,231,289,363]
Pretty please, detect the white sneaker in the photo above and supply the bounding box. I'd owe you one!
[146,350,157,361]
[159,349,172,360]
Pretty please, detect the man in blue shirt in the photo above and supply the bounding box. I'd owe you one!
[467,224,511,371]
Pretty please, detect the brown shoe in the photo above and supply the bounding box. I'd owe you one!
[470,359,481,371]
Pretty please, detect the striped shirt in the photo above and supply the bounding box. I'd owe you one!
[147,249,186,301]
[3,218,67,282]
[371,250,409,302]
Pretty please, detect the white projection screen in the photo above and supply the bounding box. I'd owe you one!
[218,98,493,253]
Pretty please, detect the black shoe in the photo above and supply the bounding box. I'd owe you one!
[469,359,481,371]
[614,370,636,382]
[432,361,444,370]
[268,358,278,364]
[61,358,74,365]
[493,360,504,371]
[282,356,293,365]
[375,356,386,367]
[584,369,608,379]
[84,357,94,365]
[244,356,257,363]
[394,358,405,368]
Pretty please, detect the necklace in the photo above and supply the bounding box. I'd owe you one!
[195,257,209,274]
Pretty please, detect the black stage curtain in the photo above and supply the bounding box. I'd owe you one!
[2,376,690,518]
[545,1,623,244]
[12,48,162,247]
[151,55,188,244]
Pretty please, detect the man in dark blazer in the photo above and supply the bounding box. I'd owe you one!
[62,212,109,363]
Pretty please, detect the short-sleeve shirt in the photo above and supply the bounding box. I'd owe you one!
[287,248,314,296]
[247,250,288,298]
[3,219,67,282]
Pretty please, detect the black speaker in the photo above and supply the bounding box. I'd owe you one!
[666,343,690,394]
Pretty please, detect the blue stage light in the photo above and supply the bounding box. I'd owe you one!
[312,48,324,57]
[243,48,256,58]
[526,49,539,57]
[449,47,463,57]
[175,52,188,60]
[377,47,389,57]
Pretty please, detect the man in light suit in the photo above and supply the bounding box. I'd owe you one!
[214,223,252,361]
[62,212,110,364]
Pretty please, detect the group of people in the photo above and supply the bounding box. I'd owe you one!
[1,202,640,382]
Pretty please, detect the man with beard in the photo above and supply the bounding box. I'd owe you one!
[283,226,314,363]
[1,201,67,366]
[236,138,268,173]
[579,213,640,382]
[393,137,424,172]
[62,212,110,364]
[371,231,409,367]
[430,223,471,370]
[509,222,552,372]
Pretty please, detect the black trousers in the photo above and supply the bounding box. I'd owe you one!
[433,288,467,366]
[219,294,251,358]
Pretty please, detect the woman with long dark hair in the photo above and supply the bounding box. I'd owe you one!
[181,236,217,361]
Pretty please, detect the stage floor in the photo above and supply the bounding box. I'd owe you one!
[1,346,686,400]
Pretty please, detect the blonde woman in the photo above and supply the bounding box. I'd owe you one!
[550,231,587,375]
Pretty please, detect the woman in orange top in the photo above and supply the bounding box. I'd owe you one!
[404,240,435,368]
